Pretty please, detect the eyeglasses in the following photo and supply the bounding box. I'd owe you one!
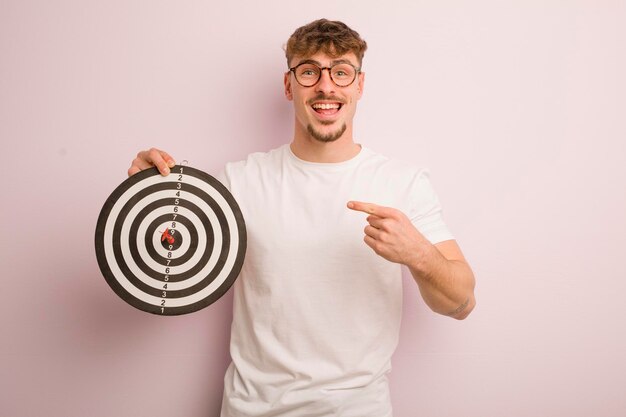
[289,62,361,87]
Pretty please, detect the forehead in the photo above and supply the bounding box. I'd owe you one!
[290,51,359,68]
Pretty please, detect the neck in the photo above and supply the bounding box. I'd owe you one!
[290,122,361,163]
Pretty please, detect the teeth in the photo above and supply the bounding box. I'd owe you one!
[312,103,340,110]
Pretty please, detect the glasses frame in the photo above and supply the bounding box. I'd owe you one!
[289,62,361,88]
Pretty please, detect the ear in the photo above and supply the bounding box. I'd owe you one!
[284,72,293,101]
[356,71,365,100]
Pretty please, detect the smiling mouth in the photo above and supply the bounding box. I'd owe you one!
[311,102,343,115]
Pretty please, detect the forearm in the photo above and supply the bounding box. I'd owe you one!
[345,201,476,319]
[407,243,476,320]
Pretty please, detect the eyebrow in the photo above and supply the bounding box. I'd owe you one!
[293,58,356,68]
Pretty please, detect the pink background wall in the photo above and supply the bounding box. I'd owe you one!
[2,1,625,416]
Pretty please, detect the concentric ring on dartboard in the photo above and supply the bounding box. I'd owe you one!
[95,165,246,316]
[116,189,227,283]
[127,197,214,274]
[144,212,198,264]
[146,214,195,262]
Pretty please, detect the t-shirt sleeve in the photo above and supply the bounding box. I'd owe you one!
[408,169,455,244]
[215,165,231,191]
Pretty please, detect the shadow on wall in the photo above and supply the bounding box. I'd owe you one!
[231,63,293,156]
[66,258,233,362]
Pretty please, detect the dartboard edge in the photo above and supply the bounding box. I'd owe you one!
[95,165,246,316]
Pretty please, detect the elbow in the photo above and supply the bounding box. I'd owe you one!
[436,292,475,320]
[451,295,475,320]
[452,270,476,320]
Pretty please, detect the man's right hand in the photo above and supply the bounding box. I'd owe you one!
[128,148,176,177]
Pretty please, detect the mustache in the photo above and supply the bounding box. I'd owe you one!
[307,95,346,105]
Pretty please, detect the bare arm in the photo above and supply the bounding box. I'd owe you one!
[347,201,476,320]
[408,239,475,319]
[128,147,176,176]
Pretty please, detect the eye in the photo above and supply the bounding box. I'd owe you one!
[297,65,320,78]
[332,65,354,79]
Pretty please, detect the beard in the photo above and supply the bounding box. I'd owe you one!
[306,122,347,143]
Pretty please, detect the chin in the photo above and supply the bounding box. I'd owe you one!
[307,123,347,143]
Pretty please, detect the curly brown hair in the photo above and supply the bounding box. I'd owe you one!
[284,19,368,67]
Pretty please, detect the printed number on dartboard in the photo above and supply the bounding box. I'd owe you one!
[160,166,185,314]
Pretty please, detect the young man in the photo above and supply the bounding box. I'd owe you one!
[129,19,475,417]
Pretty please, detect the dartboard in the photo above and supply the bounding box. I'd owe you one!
[95,165,246,315]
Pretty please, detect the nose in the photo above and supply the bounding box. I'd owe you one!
[315,68,336,94]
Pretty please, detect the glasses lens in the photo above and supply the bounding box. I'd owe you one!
[331,64,356,87]
[295,64,321,86]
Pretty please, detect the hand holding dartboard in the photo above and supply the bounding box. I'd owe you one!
[95,164,246,315]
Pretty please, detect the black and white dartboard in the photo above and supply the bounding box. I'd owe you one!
[95,165,246,315]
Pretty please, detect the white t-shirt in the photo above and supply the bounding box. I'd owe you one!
[218,144,453,417]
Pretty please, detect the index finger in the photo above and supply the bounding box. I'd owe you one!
[143,148,176,176]
[347,201,396,218]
